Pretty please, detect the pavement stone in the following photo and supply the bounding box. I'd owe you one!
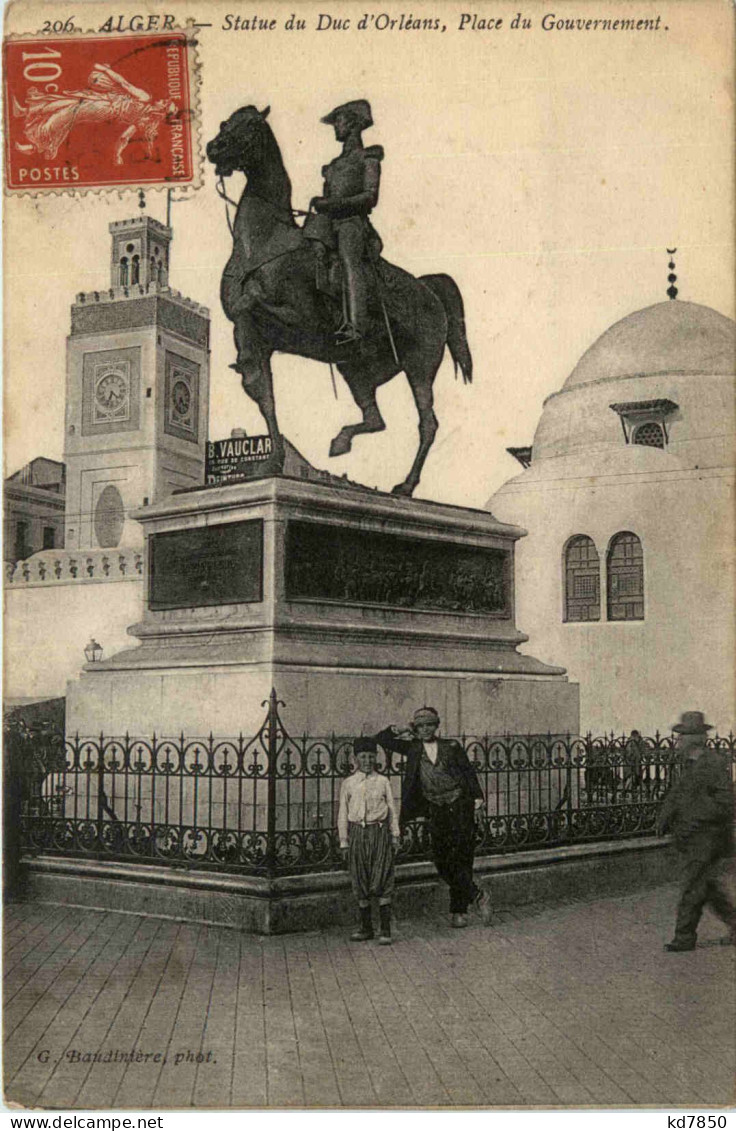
[3,882,734,1109]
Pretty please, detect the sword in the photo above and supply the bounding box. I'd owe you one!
[370,260,401,367]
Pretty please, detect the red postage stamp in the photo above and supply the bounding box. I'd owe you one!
[3,31,198,192]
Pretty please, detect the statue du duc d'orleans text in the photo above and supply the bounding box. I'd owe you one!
[206,100,473,497]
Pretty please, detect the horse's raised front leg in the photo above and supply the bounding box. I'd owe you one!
[329,366,388,458]
[231,318,284,470]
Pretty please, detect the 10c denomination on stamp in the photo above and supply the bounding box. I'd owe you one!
[3,31,198,192]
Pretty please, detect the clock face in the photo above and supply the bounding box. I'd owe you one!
[172,379,191,417]
[165,354,198,441]
[94,371,128,418]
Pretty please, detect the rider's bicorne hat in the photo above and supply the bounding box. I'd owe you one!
[321,99,373,130]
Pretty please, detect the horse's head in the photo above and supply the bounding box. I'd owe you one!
[206,104,271,178]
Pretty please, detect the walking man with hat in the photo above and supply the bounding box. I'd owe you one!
[657,711,735,951]
[309,98,384,342]
[375,706,492,928]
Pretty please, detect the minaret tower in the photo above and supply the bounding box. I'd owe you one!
[63,211,210,551]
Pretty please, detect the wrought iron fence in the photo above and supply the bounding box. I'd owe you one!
[14,691,736,878]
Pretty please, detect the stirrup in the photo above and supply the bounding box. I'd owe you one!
[335,321,362,343]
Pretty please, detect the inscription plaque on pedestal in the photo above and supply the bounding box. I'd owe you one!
[285,520,510,616]
[149,520,263,610]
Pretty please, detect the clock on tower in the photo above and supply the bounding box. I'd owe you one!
[63,214,210,552]
[94,370,129,421]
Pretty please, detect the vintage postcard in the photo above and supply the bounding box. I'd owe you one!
[3,0,734,1114]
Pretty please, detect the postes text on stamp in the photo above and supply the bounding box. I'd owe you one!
[3,32,196,192]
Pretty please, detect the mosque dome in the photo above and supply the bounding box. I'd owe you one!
[526,299,736,467]
[563,300,735,390]
[486,294,736,738]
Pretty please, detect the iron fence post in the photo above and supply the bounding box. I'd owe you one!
[566,734,574,829]
[265,688,279,877]
[96,732,105,856]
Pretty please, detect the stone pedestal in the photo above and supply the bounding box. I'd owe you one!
[66,476,579,739]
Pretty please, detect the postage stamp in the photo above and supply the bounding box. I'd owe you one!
[3,30,198,192]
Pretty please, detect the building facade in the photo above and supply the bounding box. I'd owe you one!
[5,214,210,703]
[488,299,736,735]
[4,458,66,569]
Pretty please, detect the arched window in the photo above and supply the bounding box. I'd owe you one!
[564,536,600,622]
[94,485,125,548]
[632,422,665,449]
[131,255,140,285]
[607,532,644,620]
[150,256,158,284]
[119,257,129,286]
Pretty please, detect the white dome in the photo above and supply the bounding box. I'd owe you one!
[527,300,736,468]
[563,301,735,390]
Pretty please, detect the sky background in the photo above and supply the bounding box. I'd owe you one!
[4,0,734,509]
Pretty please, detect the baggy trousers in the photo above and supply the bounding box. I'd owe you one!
[426,796,479,914]
[348,819,395,904]
[673,849,735,945]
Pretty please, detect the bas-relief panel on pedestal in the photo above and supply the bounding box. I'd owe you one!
[145,516,511,618]
[285,520,511,617]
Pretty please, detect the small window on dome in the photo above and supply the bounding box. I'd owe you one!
[610,399,678,447]
[632,422,665,449]
[564,535,600,622]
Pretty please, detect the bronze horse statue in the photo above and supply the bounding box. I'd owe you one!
[206,105,472,496]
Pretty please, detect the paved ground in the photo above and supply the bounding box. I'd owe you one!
[3,883,734,1110]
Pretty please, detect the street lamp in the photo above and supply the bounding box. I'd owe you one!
[84,638,103,664]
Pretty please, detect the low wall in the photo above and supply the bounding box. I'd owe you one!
[17,836,677,935]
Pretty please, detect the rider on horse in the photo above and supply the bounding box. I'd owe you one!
[205,102,472,497]
[307,99,384,343]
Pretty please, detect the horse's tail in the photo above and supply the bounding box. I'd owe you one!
[419,273,473,384]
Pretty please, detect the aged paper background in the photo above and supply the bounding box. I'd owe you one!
[3,0,734,1115]
[4,0,733,507]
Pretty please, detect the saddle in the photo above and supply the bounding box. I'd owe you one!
[228,206,405,359]
[301,210,384,302]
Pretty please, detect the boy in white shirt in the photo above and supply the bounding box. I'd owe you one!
[338,737,400,944]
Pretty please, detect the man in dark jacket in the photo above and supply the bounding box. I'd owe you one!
[657,711,735,951]
[375,706,492,928]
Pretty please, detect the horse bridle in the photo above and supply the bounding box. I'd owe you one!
[216,175,310,237]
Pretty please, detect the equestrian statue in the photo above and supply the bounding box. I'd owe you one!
[206,100,473,497]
